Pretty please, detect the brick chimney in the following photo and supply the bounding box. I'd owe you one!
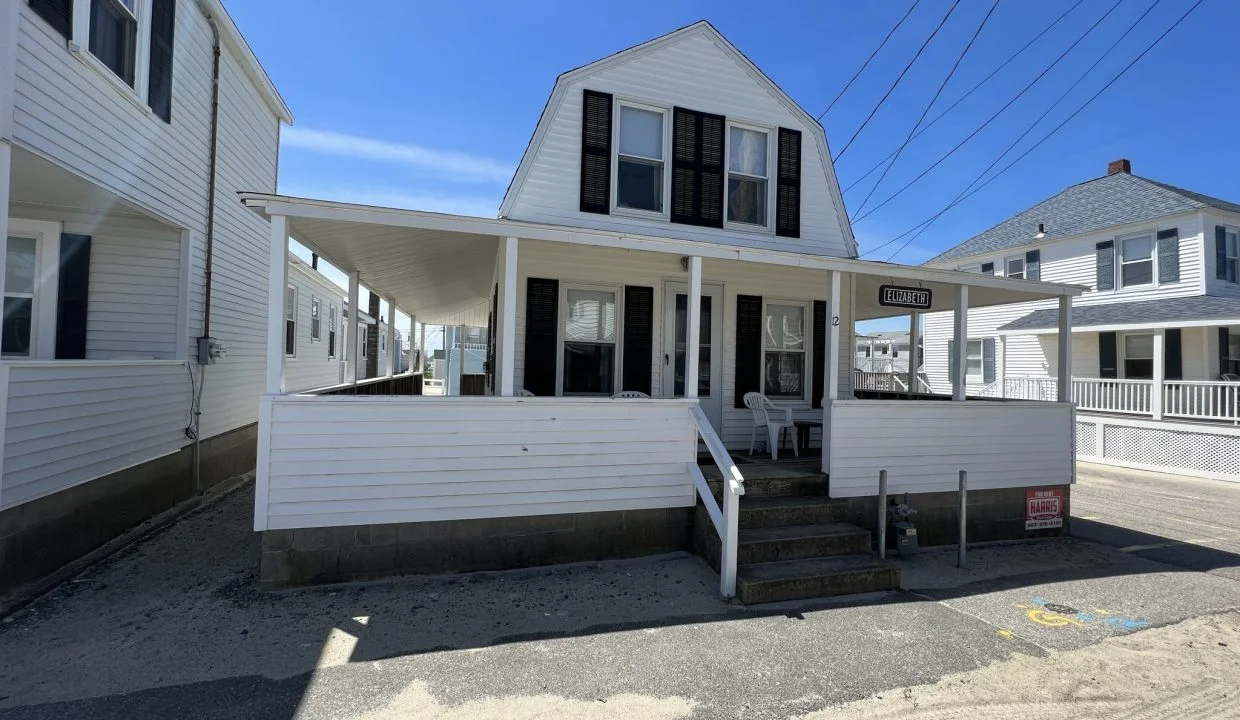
[1108,158,1131,175]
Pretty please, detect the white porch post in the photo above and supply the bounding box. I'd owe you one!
[998,335,1008,398]
[347,271,360,384]
[907,311,920,394]
[408,312,416,374]
[385,298,396,377]
[498,237,519,396]
[1057,296,1072,403]
[264,214,289,395]
[822,270,841,474]
[686,256,702,399]
[952,285,968,401]
[419,322,427,373]
[1152,328,1165,420]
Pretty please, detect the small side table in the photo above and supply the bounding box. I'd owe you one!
[793,420,823,451]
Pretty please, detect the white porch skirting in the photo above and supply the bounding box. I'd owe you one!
[1076,413,1240,482]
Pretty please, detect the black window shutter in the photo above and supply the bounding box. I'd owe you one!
[948,339,957,386]
[29,0,72,40]
[1217,226,1229,281]
[1220,327,1230,377]
[579,90,612,215]
[147,0,176,122]
[1024,249,1041,281]
[1099,331,1118,378]
[621,285,654,395]
[980,262,994,275]
[55,234,91,359]
[734,294,762,408]
[1157,228,1180,284]
[982,338,996,383]
[522,278,559,396]
[1165,328,1182,381]
[775,127,802,238]
[812,300,825,408]
[670,107,724,228]
[1096,241,1115,291]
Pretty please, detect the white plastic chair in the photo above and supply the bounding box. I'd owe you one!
[743,392,798,460]
[516,388,535,397]
[612,390,650,398]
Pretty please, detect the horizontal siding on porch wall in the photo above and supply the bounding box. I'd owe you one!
[511,240,853,450]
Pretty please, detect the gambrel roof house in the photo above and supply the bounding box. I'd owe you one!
[244,21,1083,603]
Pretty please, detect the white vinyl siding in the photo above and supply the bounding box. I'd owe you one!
[285,260,346,393]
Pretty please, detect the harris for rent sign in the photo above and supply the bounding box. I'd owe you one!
[1025,488,1064,530]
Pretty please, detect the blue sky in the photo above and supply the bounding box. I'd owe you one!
[229,0,1237,335]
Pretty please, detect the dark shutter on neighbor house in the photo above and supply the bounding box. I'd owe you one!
[1099,331,1118,378]
[55,234,91,359]
[1165,328,1183,381]
[670,107,725,228]
[980,262,994,275]
[983,338,996,384]
[812,300,825,408]
[523,278,559,396]
[775,127,802,238]
[147,0,176,122]
[735,294,762,407]
[1157,228,1180,284]
[29,0,73,40]
[1096,241,1115,291]
[1220,327,1230,377]
[1024,249,1041,281]
[621,285,654,395]
[1217,226,1229,280]
[579,90,612,215]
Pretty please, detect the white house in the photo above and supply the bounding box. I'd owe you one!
[243,22,1082,603]
[0,0,291,598]
[285,254,346,392]
[922,159,1240,481]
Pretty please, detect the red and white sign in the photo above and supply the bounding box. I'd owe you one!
[1025,488,1064,530]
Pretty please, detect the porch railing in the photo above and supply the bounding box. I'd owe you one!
[312,372,421,396]
[1001,376,1240,423]
[1163,380,1240,424]
[687,404,744,598]
[853,369,901,391]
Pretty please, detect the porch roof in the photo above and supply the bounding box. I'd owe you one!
[240,193,1084,324]
[998,295,1240,335]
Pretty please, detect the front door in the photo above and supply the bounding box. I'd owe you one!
[663,282,724,435]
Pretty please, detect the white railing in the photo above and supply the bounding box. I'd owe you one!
[856,357,893,373]
[1072,378,1152,415]
[1164,381,1240,424]
[853,369,901,391]
[1004,376,1059,402]
[687,404,744,598]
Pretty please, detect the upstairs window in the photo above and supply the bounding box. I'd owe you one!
[89,0,138,87]
[763,302,806,399]
[727,125,769,227]
[615,104,664,214]
[562,287,617,395]
[284,285,296,357]
[310,296,321,342]
[1224,228,1239,284]
[1120,232,1154,287]
[1004,256,1025,280]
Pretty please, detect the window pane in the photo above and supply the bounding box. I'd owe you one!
[764,351,803,397]
[966,358,983,376]
[764,304,804,350]
[1123,235,1152,260]
[285,320,295,355]
[563,342,614,394]
[729,127,767,176]
[1227,232,1238,257]
[618,106,663,159]
[1124,359,1153,379]
[966,339,983,359]
[1125,334,1154,359]
[616,158,662,212]
[89,0,137,86]
[565,289,615,342]
[727,177,766,225]
[1006,258,1024,278]
[5,237,36,294]
[673,294,712,397]
[2,297,32,356]
[1122,260,1152,286]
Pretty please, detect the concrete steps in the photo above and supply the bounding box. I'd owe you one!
[739,496,851,529]
[736,555,900,604]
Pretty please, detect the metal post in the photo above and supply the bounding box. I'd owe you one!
[957,470,968,568]
[877,469,888,560]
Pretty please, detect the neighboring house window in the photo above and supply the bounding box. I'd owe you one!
[2,235,38,357]
[614,103,665,214]
[763,302,806,399]
[1004,256,1025,280]
[284,285,296,357]
[1119,232,1154,287]
[1223,228,1239,284]
[327,305,337,358]
[1229,332,1240,375]
[1122,333,1154,379]
[727,124,769,227]
[562,287,617,394]
[310,296,321,342]
[89,0,139,87]
[965,339,984,384]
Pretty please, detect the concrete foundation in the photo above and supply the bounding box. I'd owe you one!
[0,423,257,599]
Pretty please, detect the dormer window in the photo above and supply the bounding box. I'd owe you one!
[615,104,666,214]
[727,125,769,227]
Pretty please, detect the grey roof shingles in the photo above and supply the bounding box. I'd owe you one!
[999,296,1240,332]
[927,172,1240,264]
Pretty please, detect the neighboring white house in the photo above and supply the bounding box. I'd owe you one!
[922,159,1240,481]
[243,21,1082,602]
[854,330,915,374]
[0,0,291,597]
[285,254,346,392]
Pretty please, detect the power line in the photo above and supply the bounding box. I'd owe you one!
[852,0,1126,225]
[877,0,1202,263]
[852,0,1002,218]
[832,0,963,164]
[817,0,922,121]
[841,0,1086,195]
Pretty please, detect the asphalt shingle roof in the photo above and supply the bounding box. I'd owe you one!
[999,296,1240,332]
[928,172,1240,264]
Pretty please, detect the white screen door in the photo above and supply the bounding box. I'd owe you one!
[663,282,724,434]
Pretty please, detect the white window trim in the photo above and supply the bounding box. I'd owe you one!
[359,325,368,359]
[3,219,63,360]
[284,284,297,358]
[556,282,623,397]
[724,120,776,234]
[309,295,321,343]
[69,0,153,111]
[1003,255,1025,280]
[1223,227,1239,285]
[964,339,985,385]
[1119,331,1155,379]
[610,99,671,221]
[760,298,811,405]
[1117,230,1156,290]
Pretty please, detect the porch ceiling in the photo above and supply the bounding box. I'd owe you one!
[851,272,1062,322]
[9,147,169,223]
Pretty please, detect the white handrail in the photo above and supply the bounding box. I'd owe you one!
[689,405,744,598]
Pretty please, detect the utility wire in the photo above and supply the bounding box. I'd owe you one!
[853,0,1002,218]
[832,0,963,164]
[875,0,1202,263]
[817,0,922,121]
[842,0,1086,195]
[852,0,1126,225]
